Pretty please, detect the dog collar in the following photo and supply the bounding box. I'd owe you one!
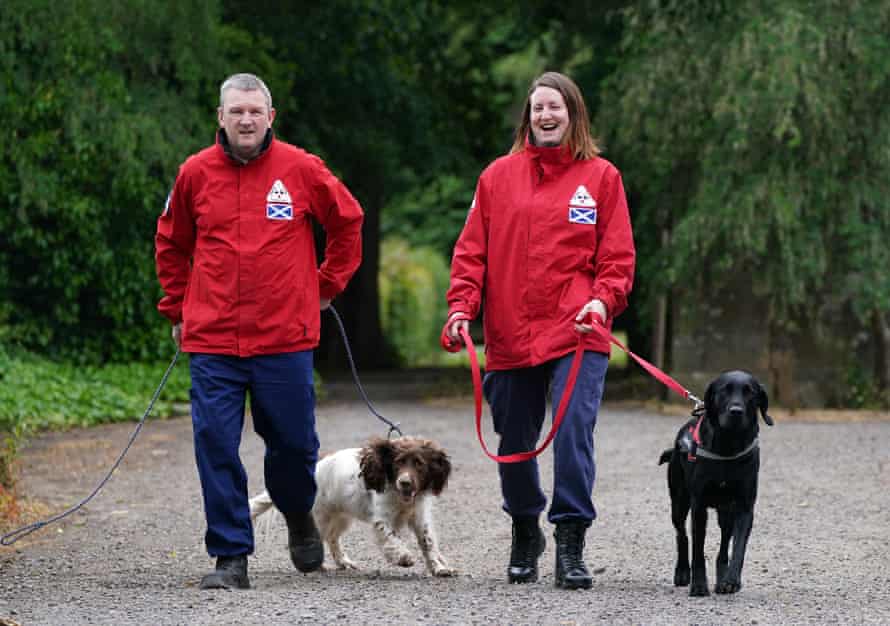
[680,426,759,462]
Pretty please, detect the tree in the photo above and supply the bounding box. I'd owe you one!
[0,0,226,361]
[600,0,890,402]
[220,0,551,369]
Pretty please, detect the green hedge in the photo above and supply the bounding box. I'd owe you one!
[0,347,189,429]
[379,238,451,366]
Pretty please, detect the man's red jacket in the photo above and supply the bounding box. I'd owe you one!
[446,142,635,370]
[156,134,363,357]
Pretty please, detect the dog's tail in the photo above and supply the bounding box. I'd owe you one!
[248,489,276,520]
[658,448,673,465]
[249,489,288,549]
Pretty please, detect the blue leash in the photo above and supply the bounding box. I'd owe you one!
[1,349,181,546]
[1,305,401,546]
[326,305,403,439]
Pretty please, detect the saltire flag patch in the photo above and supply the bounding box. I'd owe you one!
[267,203,293,220]
[569,207,597,224]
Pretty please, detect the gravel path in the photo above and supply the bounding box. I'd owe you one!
[2,388,890,625]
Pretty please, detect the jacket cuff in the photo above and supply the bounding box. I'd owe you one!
[158,301,183,325]
[447,310,471,323]
[319,280,338,301]
[591,291,615,321]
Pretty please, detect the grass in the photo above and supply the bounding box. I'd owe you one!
[1,350,191,432]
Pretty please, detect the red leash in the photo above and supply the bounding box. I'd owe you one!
[460,326,585,463]
[457,320,701,464]
[585,322,703,407]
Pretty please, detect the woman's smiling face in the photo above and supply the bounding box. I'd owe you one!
[529,86,569,147]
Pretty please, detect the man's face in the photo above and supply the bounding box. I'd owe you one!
[218,88,275,160]
[529,86,569,147]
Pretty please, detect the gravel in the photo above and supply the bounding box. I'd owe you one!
[2,388,890,625]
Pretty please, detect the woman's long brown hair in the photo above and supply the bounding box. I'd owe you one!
[510,71,600,160]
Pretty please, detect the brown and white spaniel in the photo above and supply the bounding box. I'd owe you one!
[250,436,455,576]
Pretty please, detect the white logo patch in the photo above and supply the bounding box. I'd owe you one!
[569,185,596,208]
[267,180,292,204]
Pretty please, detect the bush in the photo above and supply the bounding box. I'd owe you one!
[0,345,191,492]
[379,238,451,366]
[0,348,190,430]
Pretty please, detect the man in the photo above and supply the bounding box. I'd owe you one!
[155,73,363,590]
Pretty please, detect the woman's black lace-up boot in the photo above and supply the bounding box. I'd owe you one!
[554,520,593,589]
[508,515,546,583]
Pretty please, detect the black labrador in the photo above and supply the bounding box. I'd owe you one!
[658,370,774,596]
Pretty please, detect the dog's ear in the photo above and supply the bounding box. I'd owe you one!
[756,381,774,426]
[423,443,452,496]
[359,438,394,493]
[704,378,718,422]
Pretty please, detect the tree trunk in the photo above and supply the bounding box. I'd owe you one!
[317,183,393,373]
[651,229,671,370]
[768,319,797,412]
[871,309,890,398]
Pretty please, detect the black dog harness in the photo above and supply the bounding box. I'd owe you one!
[681,414,760,462]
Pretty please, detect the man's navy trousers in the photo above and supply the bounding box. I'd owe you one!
[190,351,319,557]
[483,351,608,526]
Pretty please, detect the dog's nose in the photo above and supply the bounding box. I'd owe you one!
[729,405,744,418]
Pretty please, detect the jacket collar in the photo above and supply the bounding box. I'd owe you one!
[524,134,575,165]
[217,128,274,165]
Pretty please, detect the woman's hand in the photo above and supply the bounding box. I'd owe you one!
[574,299,607,333]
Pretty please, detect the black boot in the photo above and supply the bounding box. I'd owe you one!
[507,516,545,583]
[285,511,324,573]
[554,520,593,590]
[200,555,250,590]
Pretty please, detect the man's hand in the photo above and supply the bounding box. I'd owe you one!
[446,312,469,344]
[441,311,471,352]
[574,299,607,333]
[172,322,182,347]
[320,298,331,311]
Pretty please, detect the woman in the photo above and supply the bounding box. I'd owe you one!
[442,71,635,589]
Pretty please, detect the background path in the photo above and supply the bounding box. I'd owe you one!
[2,388,890,625]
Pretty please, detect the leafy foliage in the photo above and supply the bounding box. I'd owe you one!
[382,175,473,260]
[0,345,190,491]
[602,0,890,333]
[2,0,888,426]
[0,0,224,363]
[0,347,191,432]
[379,238,451,365]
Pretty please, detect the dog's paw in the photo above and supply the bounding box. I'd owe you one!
[673,566,690,587]
[715,579,742,594]
[689,583,710,597]
[431,563,456,577]
[334,557,359,570]
[395,553,415,567]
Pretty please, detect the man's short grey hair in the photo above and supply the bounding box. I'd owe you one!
[219,73,273,110]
